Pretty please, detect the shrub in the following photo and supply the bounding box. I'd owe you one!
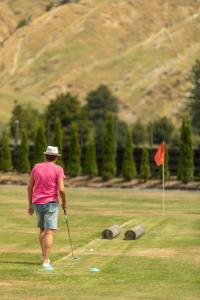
[17,16,31,29]
[34,124,47,164]
[122,128,137,181]
[132,121,148,146]
[149,117,174,145]
[45,2,54,11]
[18,130,30,173]
[53,117,64,166]
[190,59,200,134]
[0,132,12,172]
[83,133,98,177]
[102,113,116,180]
[177,118,194,183]
[140,148,151,181]
[67,122,81,177]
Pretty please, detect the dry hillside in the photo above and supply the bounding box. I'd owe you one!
[0,0,200,125]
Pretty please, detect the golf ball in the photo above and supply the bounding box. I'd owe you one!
[90,249,94,252]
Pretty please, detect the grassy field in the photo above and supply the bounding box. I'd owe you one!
[0,185,200,300]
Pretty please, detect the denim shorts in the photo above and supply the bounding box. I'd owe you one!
[33,202,59,230]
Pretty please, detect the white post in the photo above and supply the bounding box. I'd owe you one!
[162,159,165,216]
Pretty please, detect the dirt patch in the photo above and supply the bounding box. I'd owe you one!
[0,282,13,287]
[0,280,29,287]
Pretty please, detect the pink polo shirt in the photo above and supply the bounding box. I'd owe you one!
[31,162,65,205]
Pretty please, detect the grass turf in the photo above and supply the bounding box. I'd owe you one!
[0,185,200,300]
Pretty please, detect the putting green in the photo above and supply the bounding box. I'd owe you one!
[0,186,200,300]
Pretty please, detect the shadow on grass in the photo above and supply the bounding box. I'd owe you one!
[0,260,40,265]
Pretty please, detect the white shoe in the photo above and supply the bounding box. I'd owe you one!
[42,262,54,271]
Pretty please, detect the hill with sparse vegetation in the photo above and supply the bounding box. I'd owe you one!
[0,0,200,127]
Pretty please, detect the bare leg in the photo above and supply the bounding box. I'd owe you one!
[39,228,45,257]
[43,229,54,264]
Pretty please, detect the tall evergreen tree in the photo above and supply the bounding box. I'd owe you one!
[83,132,98,177]
[67,122,81,177]
[18,130,30,173]
[45,93,81,128]
[122,127,137,181]
[140,148,151,181]
[45,92,83,150]
[34,124,47,164]
[85,84,118,126]
[102,113,116,180]
[53,117,63,166]
[0,132,12,171]
[177,118,194,183]
[85,85,119,157]
[190,59,200,134]
[9,101,41,141]
[132,121,148,146]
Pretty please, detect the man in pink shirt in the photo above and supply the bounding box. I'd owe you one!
[27,146,67,270]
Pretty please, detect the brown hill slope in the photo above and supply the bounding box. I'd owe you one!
[0,2,17,44]
[0,0,200,124]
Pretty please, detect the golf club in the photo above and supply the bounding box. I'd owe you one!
[64,209,78,260]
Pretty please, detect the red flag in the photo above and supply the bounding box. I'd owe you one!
[154,142,165,166]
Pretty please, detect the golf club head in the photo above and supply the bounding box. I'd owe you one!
[72,255,79,260]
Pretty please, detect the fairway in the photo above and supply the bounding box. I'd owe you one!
[0,185,200,300]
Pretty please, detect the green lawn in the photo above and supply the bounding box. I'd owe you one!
[0,185,200,300]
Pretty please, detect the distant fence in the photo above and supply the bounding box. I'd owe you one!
[6,145,200,177]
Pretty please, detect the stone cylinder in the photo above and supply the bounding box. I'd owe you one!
[124,224,145,240]
[102,224,120,239]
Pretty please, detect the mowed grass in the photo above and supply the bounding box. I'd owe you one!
[0,185,200,300]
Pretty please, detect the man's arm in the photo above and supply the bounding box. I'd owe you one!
[58,177,67,214]
[27,176,34,216]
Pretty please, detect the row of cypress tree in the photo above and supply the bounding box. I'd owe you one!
[0,114,195,183]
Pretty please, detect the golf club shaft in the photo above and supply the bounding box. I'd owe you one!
[64,214,75,258]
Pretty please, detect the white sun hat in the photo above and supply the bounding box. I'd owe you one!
[44,146,61,156]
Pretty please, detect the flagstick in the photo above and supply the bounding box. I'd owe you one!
[162,161,166,216]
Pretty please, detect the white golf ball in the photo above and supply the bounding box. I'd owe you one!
[90,249,94,252]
